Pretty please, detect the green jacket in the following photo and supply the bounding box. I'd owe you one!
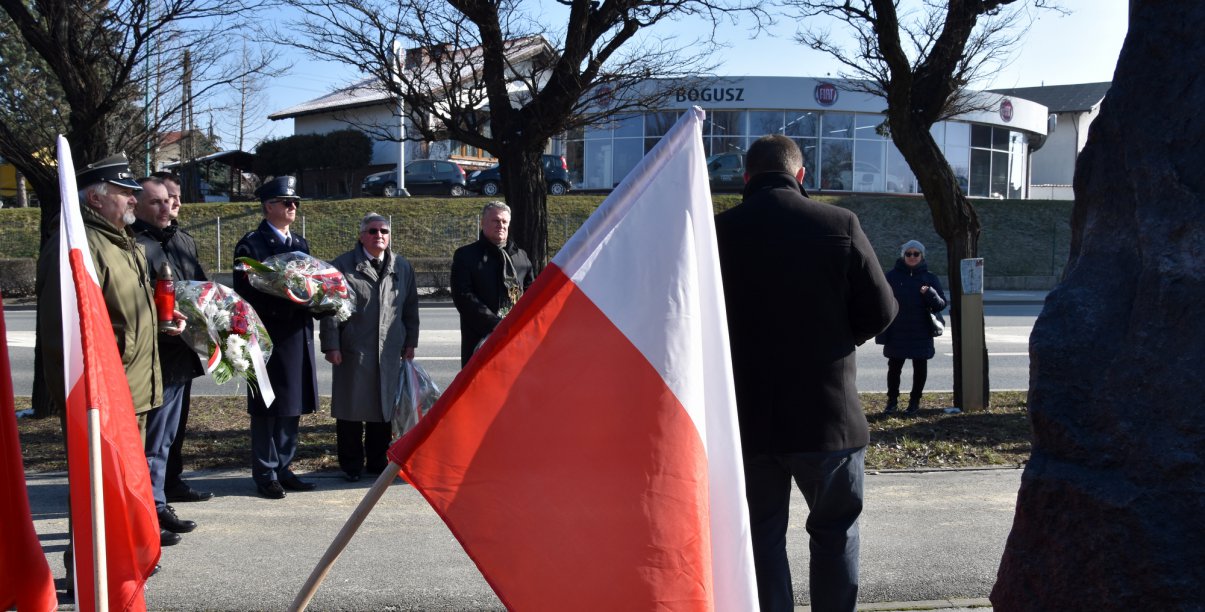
[36,205,163,415]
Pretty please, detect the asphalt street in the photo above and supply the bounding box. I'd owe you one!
[25,467,1022,611]
[3,292,1045,401]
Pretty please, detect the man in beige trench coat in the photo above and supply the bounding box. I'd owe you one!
[319,212,420,481]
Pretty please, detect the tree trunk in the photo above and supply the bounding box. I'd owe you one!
[499,146,550,271]
[889,118,988,409]
[992,2,1205,607]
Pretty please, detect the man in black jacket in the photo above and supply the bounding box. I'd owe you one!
[715,135,896,612]
[132,175,207,547]
[152,171,215,505]
[450,201,535,366]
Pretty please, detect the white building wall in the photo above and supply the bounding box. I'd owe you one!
[1029,106,1099,186]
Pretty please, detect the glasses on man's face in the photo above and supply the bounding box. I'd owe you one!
[904,251,922,258]
[364,227,390,235]
[271,199,299,208]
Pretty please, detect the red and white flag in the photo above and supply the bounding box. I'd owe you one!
[56,136,161,611]
[0,295,58,612]
[388,108,758,610]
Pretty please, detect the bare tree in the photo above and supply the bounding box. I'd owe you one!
[0,0,279,234]
[782,0,1057,408]
[213,41,274,152]
[282,0,768,267]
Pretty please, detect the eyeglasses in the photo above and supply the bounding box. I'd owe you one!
[364,227,390,235]
[271,199,299,208]
[904,251,922,257]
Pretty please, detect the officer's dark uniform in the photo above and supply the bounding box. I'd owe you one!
[232,176,320,499]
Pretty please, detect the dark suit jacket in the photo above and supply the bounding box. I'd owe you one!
[715,172,897,454]
[449,234,535,366]
[232,220,319,417]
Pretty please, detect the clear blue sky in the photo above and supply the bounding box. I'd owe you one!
[249,0,1127,146]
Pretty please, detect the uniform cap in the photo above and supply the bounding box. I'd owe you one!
[77,154,141,190]
[255,176,300,201]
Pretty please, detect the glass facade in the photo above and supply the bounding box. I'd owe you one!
[566,108,1029,197]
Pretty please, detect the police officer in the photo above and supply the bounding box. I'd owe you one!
[232,176,320,499]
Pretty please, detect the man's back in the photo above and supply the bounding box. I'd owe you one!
[716,171,895,454]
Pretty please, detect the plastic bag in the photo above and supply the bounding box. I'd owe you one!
[393,360,441,436]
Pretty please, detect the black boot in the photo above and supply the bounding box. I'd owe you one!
[905,395,921,415]
[883,395,899,415]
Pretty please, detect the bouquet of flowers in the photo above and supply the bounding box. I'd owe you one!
[175,281,274,401]
[235,251,355,321]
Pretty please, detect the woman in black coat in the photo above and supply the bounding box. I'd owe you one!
[875,240,947,415]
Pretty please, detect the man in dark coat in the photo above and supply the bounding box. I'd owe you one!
[450,201,535,366]
[233,176,320,499]
[715,135,897,612]
[132,175,207,546]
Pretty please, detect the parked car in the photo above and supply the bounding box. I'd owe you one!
[706,151,745,191]
[466,154,573,196]
[361,160,467,197]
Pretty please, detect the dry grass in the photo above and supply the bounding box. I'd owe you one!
[13,391,1031,473]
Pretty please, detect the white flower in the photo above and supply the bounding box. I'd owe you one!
[226,334,247,356]
[213,310,232,329]
[231,358,250,372]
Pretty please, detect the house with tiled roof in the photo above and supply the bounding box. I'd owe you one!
[990,82,1112,198]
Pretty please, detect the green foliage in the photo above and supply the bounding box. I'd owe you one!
[254,130,373,179]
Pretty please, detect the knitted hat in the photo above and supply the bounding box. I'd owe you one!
[900,240,926,257]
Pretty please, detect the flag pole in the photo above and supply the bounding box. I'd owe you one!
[87,406,109,611]
[289,461,401,611]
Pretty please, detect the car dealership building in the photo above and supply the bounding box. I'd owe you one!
[271,73,1052,199]
[565,76,1050,198]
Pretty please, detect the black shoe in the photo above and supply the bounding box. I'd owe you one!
[344,472,361,482]
[151,564,162,576]
[883,398,898,415]
[158,505,197,533]
[905,399,921,415]
[256,481,287,499]
[280,474,317,491]
[160,529,181,546]
[166,483,214,503]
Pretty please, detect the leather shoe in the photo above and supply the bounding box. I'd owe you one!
[344,472,361,482]
[166,483,214,503]
[256,481,286,499]
[279,474,316,491]
[158,505,196,533]
[160,529,181,546]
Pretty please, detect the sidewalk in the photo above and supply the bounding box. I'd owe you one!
[26,467,1018,610]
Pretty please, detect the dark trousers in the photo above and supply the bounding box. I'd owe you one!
[165,381,193,491]
[250,413,300,484]
[336,419,392,476]
[144,382,186,510]
[744,447,865,612]
[886,358,928,400]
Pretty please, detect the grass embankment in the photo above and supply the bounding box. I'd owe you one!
[14,391,1031,473]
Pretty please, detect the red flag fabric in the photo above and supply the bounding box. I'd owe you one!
[56,136,161,611]
[0,295,58,611]
[388,108,758,610]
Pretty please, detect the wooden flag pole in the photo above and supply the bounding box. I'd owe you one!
[289,461,401,612]
[87,406,109,611]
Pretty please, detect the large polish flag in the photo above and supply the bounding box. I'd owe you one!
[387,107,758,610]
[56,136,161,611]
[0,295,58,612]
